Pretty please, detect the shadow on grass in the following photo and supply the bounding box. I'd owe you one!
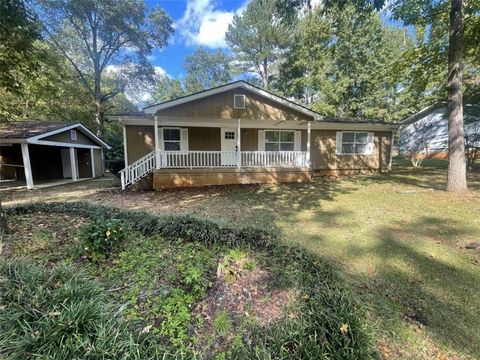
[346,216,480,358]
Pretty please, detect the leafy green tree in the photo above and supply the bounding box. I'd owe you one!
[0,0,42,97]
[151,75,185,103]
[183,48,233,94]
[278,6,410,121]
[226,0,292,89]
[277,0,478,192]
[36,0,174,138]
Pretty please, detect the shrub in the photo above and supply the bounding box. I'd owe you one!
[78,218,127,261]
[7,202,278,249]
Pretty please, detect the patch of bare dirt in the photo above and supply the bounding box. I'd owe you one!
[192,256,296,355]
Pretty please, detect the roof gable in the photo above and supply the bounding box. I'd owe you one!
[0,122,109,148]
[144,81,320,120]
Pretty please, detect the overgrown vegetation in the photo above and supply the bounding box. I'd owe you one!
[0,261,166,359]
[2,202,375,359]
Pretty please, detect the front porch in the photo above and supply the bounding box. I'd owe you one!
[120,149,310,190]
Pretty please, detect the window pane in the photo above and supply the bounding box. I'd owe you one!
[280,131,294,142]
[356,132,368,144]
[265,142,279,151]
[165,141,180,151]
[342,144,354,154]
[265,131,279,142]
[355,144,367,154]
[224,131,235,139]
[163,128,180,141]
[342,132,354,143]
[280,143,294,151]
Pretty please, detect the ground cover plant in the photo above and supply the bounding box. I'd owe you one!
[3,159,479,359]
[1,202,374,359]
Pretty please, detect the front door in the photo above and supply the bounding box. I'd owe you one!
[221,128,237,166]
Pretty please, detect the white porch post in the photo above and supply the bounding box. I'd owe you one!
[237,118,241,169]
[306,121,311,168]
[20,143,34,190]
[122,120,128,168]
[90,148,96,178]
[69,147,78,181]
[154,116,160,169]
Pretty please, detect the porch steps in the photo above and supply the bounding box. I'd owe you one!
[119,151,156,190]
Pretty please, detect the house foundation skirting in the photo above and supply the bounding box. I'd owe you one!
[153,168,312,190]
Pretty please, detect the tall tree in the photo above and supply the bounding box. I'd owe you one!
[278,5,410,120]
[226,0,292,89]
[151,75,185,103]
[183,48,233,94]
[36,0,174,138]
[446,0,467,191]
[278,0,477,192]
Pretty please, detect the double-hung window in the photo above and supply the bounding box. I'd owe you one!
[163,128,181,151]
[337,132,373,155]
[265,130,295,151]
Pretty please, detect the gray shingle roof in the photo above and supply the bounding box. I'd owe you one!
[0,121,70,139]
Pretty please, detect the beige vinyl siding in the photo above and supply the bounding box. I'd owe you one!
[310,130,391,171]
[156,88,313,122]
[42,130,98,146]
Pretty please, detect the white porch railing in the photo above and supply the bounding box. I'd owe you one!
[120,150,309,189]
[241,151,307,168]
[119,151,156,190]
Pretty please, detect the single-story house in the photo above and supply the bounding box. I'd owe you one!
[399,102,480,158]
[110,81,398,190]
[0,122,109,190]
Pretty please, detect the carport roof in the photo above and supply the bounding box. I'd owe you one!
[0,121,69,139]
[0,121,109,149]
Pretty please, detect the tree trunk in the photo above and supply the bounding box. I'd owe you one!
[446,0,468,192]
[262,58,269,89]
[94,92,104,139]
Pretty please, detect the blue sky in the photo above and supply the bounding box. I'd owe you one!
[146,0,249,79]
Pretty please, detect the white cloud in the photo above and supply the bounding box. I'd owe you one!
[176,0,249,48]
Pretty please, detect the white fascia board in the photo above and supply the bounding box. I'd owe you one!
[120,116,396,131]
[143,82,320,119]
[27,139,102,149]
[27,123,110,149]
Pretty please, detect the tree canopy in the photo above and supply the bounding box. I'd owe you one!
[35,0,174,137]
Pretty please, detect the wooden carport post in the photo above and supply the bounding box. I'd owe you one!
[20,143,34,190]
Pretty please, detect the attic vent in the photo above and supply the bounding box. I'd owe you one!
[70,130,77,141]
[234,94,246,109]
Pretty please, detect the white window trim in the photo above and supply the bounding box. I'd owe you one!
[161,127,188,151]
[234,94,246,109]
[264,130,296,151]
[70,130,77,141]
[336,131,374,155]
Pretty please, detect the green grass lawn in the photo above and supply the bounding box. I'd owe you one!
[2,159,479,359]
[154,159,479,359]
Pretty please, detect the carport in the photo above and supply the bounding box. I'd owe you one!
[0,122,110,190]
